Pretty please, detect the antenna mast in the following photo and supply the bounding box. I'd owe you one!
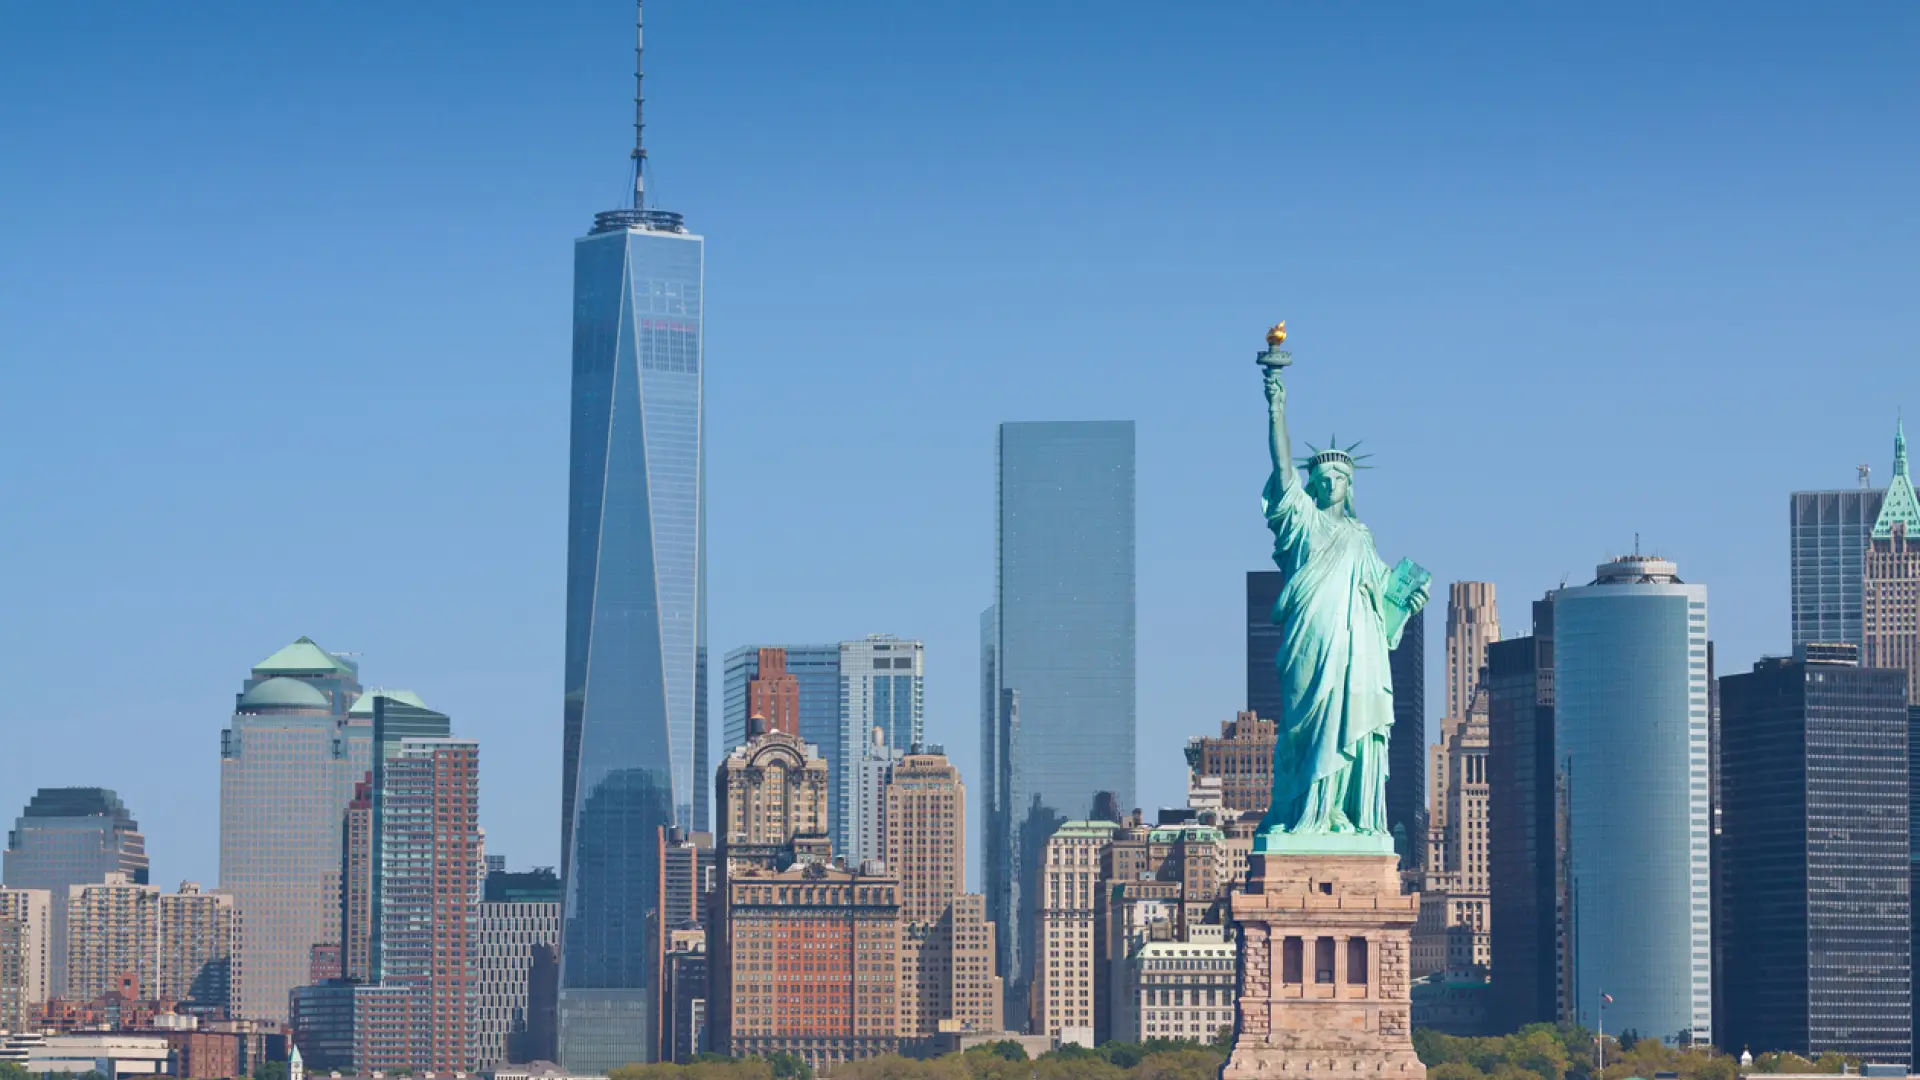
[631,0,647,209]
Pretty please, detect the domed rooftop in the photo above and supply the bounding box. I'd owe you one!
[237,677,331,711]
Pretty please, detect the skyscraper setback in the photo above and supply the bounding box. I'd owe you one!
[558,4,706,1068]
[2,788,149,1001]
[1864,420,1920,703]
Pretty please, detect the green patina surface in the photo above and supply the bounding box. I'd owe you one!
[1250,335,1430,858]
[252,635,356,676]
[1873,419,1920,540]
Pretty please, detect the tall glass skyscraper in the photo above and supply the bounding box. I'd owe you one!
[2,788,149,1000]
[1791,484,1884,649]
[721,645,841,756]
[1555,556,1711,1045]
[218,636,367,1022]
[982,420,1135,1021]
[557,11,705,1064]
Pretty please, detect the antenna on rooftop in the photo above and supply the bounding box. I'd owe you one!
[1859,464,1873,489]
[631,0,647,210]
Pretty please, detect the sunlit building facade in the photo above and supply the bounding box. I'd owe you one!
[3,788,149,1001]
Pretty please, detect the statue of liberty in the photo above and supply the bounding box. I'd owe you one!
[1253,323,1430,855]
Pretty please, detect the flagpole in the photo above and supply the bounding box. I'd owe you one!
[1597,989,1606,1075]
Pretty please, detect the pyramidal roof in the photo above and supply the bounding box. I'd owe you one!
[253,636,355,677]
[347,689,429,717]
[1872,418,1920,540]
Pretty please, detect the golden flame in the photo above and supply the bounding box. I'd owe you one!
[1266,321,1287,347]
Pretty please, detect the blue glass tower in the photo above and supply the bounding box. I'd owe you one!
[982,420,1136,1025]
[558,5,705,1069]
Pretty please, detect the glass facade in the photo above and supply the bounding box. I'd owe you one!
[1555,562,1710,1045]
[1486,597,1559,1034]
[2,788,149,1001]
[983,421,1136,1020]
[560,217,705,1072]
[721,645,841,757]
[1792,488,1884,649]
[1721,655,1910,1063]
[836,637,924,860]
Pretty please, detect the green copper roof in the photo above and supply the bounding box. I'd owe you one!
[1873,418,1920,540]
[1149,825,1224,844]
[347,689,429,717]
[1052,820,1122,839]
[238,677,331,711]
[252,636,355,677]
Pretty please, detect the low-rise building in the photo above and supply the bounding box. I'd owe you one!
[1131,937,1235,1043]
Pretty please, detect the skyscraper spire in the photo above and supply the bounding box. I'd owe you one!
[631,0,646,210]
[1896,412,1909,480]
[1872,412,1920,540]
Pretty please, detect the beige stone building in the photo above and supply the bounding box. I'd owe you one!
[884,750,1002,1044]
[67,873,158,1001]
[1183,713,1276,816]
[1031,819,1121,1042]
[1444,583,1499,725]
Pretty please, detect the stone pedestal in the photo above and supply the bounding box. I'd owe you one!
[1222,853,1425,1080]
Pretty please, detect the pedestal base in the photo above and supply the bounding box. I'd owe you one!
[1222,853,1425,1080]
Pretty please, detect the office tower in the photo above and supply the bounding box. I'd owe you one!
[1250,574,1426,866]
[340,777,374,983]
[837,637,924,860]
[369,696,480,1073]
[1094,819,1229,1044]
[477,868,562,1071]
[985,420,1136,1020]
[219,638,367,1022]
[1556,555,1710,1044]
[747,649,799,736]
[659,928,707,1063]
[1185,713,1277,816]
[1413,702,1490,979]
[847,729,905,870]
[66,873,159,1002]
[722,645,841,756]
[1444,583,1500,726]
[1487,596,1559,1032]
[708,719,835,1057]
[717,865,901,1069]
[1793,475,1885,649]
[1720,646,1911,1062]
[1031,819,1122,1040]
[559,6,707,1066]
[158,883,239,1008]
[4,788,150,1001]
[1866,421,1920,703]
[0,888,51,1031]
[885,750,1004,1045]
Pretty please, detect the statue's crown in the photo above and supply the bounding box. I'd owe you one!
[1300,436,1372,472]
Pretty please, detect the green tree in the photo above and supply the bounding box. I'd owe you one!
[766,1052,814,1080]
[971,1041,1029,1063]
[1132,1048,1226,1080]
[254,1061,290,1080]
[1428,1063,1490,1080]
[1505,1028,1572,1080]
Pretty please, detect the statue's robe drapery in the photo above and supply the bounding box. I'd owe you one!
[1258,470,1402,836]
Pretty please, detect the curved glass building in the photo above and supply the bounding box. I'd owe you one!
[1555,556,1710,1045]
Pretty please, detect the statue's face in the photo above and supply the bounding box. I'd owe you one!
[1307,465,1351,512]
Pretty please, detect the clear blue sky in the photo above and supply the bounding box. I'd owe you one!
[3,5,1917,889]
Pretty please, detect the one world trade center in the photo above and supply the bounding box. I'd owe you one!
[558,2,706,1068]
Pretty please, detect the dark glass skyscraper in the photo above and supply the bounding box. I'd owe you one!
[1487,597,1559,1033]
[558,7,706,1069]
[982,420,1135,1022]
[1249,570,1425,868]
[1720,648,1911,1064]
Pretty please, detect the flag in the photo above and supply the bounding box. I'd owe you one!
[1602,993,1614,1005]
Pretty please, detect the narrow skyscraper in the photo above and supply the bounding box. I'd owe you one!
[1486,596,1560,1032]
[984,420,1136,1021]
[1556,555,1711,1045]
[1791,476,1883,649]
[1444,582,1499,726]
[559,4,706,1068]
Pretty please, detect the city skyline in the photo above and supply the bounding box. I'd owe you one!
[6,4,1920,895]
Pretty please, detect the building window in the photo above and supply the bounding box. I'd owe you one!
[1282,937,1303,984]
[1315,938,1335,984]
[1346,938,1368,984]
